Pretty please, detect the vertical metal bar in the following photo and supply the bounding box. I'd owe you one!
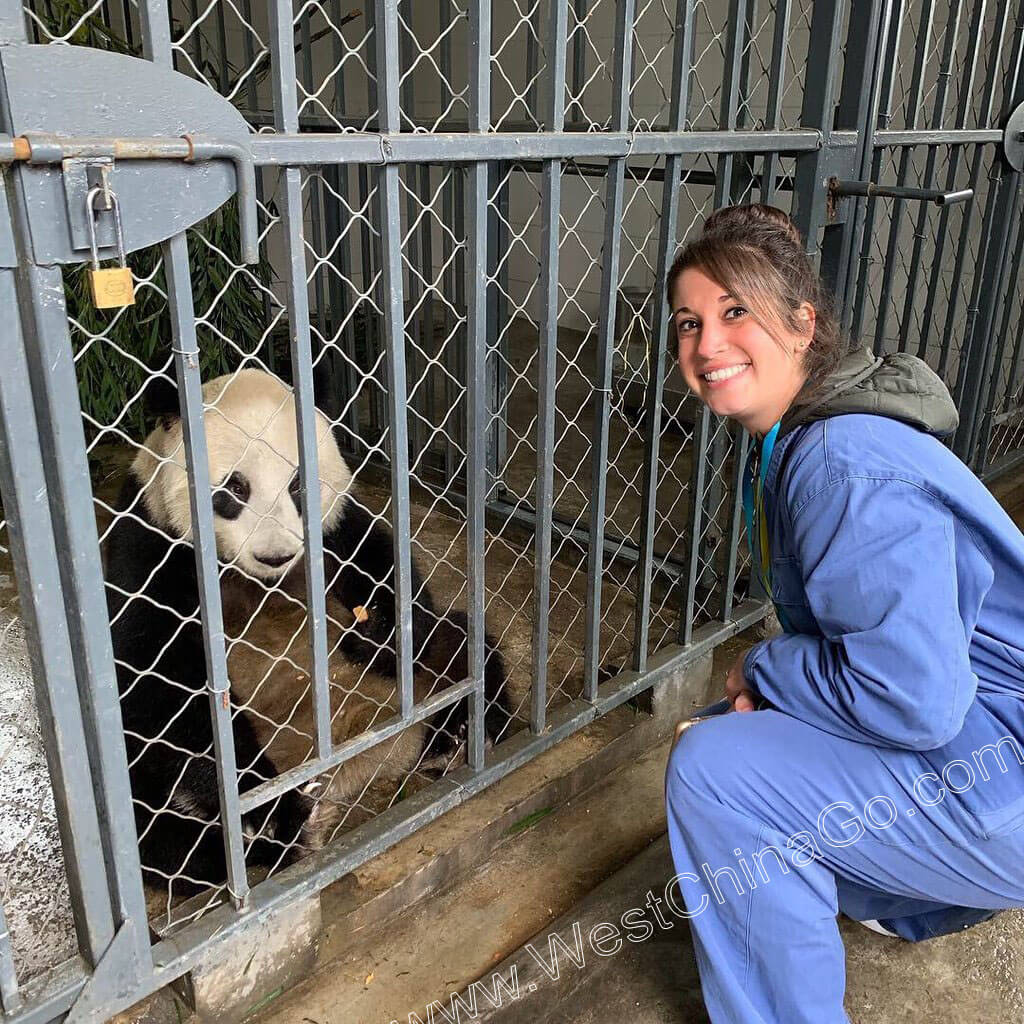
[164,233,249,906]
[846,1,902,346]
[633,0,694,667]
[721,425,750,620]
[214,0,229,96]
[712,0,748,208]
[790,0,848,270]
[958,165,1020,466]
[872,0,934,354]
[0,267,115,973]
[906,0,964,360]
[465,0,491,770]
[919,0,989,381]
[976,189,1024,470]
[530,0,568,732]
[569,0,586,125]
[269,0,333,760]
[707,0,751,621]
[0,898,19,1014]
[439,0,458,481]
[838,0,897,338]
[525,0,540,125]
[959,12,1024,465]
[679,406,710,645]
[582,0,635,700]
[946,1,1013,411]
[759,0,791,203]
[376,0,415,718]
[1,27,152,967]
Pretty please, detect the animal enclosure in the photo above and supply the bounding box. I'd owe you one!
[0,0,1023,1020]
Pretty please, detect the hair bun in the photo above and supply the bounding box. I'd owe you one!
[701,203,804,248]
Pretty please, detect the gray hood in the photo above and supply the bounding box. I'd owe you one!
[777,344,959,441]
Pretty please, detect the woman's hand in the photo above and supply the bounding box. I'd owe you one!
[725,649,758,712]
[672,649,760,746]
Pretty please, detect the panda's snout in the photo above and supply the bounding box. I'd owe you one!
[254,551,296,568]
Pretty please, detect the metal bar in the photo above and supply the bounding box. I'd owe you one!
[486,497,691,579]
[465,0,491,770]
[151,601,771,984]
[790,0,848,259]
[375,0,415,720]
[269,0,332,762]
[633,0,695,669]
[247,128,826,164]
[902,0,965,359]
[0,898,20,1013]
[947,2,1014,406]
[569,0,586,124]
[872,0,935,353]
[583,0,635,701]
[1,37,153,970]
[921,0,992,381]
[530,0,568,733]
[975,183,1024,470]
[759,0,791,203]
[840,0,897,340]
[713,0,748,206]
[721,426,750,621]
[679,405,710,646]
[240,678,477,813]
[163,232,249,906]
[0,267,115,973]
[834,181,971,203]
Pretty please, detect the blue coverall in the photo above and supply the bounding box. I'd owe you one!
[665,408,1024,1023]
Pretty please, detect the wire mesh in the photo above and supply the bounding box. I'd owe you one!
[6,1,1024,1018]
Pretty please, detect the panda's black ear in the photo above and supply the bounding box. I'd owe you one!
[143,375,181,431]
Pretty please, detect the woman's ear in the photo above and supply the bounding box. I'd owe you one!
[796,301,816,343]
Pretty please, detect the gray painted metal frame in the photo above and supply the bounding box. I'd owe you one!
[2,0,1024,1021]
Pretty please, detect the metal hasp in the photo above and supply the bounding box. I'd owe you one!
[0,45,257,265]
[829,177,975,206]
[1005,102,1024,172]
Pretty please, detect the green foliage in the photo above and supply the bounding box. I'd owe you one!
[32,0,277,441]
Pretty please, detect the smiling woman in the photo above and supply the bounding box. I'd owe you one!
[662,203,1024,1024]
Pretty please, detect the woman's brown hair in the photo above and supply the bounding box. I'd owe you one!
[665,203,854,409]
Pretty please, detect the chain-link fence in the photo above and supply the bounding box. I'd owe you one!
[1,0,1022,1020]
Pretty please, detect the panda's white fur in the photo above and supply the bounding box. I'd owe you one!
[132,368,352,583]
[111,369,506,874]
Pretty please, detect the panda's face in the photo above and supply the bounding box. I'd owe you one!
[134,369,352,582]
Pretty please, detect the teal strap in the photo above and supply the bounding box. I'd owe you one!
[742,420,795,633]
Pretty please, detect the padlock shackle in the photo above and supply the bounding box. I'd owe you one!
[86,186,128,269]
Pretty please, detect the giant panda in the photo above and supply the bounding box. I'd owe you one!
[104,368,510,893]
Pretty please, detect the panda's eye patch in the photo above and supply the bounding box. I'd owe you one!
[288,472,303,514]
[212,471,250,520]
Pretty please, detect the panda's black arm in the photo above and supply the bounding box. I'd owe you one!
[322,496,437,667]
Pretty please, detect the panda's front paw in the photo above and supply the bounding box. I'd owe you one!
[244,787,314,867]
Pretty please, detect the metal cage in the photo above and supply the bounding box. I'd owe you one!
[0,0,1022,1019]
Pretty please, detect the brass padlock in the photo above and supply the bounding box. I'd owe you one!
[86,186,135,309]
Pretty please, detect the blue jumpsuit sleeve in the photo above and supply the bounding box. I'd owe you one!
[742,476,978,751]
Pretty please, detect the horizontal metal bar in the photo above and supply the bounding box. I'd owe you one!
[250,129,826,165]
[238,677,477,813]
[151,599,770,980]
[832,179,973,204]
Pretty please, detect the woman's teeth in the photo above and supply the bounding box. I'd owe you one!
[702,363,750,382]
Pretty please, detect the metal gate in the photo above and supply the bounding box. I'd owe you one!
[0,0,1022,1020]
